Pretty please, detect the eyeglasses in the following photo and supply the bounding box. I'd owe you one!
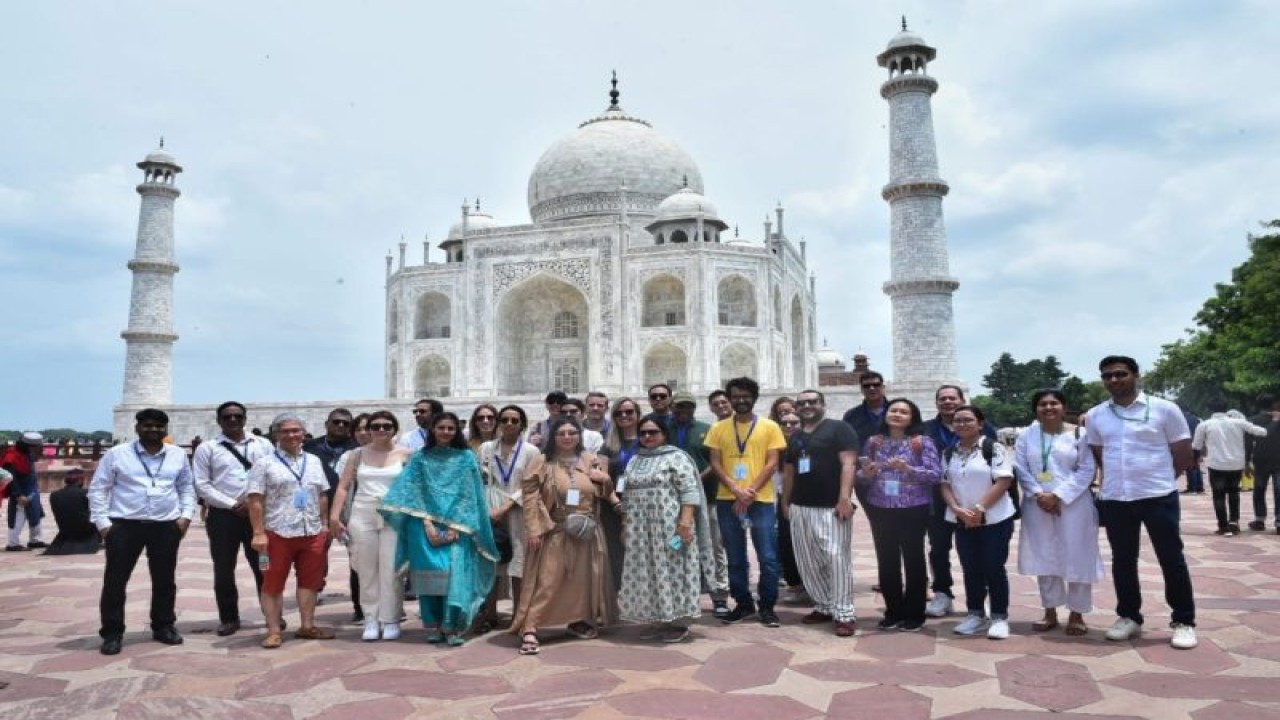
[795,399,821,407]
[638,429,663,437]
[329,418,351,426]
[499,417,523,425]
[860,382,883,390]
[951,418,978,426]
[1101,371,1131,380]
[475,414,495,422]
[649,393,669,400]
[220,413,245,421]
[369,423,395,431]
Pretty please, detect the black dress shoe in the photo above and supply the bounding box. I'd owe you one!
[4,544,29,552]
[152,626,184,645]
[101,637,123,655]
[26,541,47,549]
[215,620,240,637]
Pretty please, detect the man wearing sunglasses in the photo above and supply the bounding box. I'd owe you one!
[193,401,275,636]
[396,398,444,452]
[841,371,888,452]
[303,408,359,617]
[648,384,674,425]
[1085,355,1197,650]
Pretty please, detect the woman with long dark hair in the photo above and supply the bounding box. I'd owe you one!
[856,398,942,632]
[379,413,498,646]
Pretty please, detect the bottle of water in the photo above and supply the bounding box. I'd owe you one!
[739,513,751,530]
[258,553,270,573]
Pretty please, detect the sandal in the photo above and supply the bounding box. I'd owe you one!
[1065,614,1088,636]
[446,633,466,647]
[261,633,284,649]
[426,629,446,644]
[1032,615,1060,632]
[566,621,598,640]
[294,626,336,640]
[518,631,540,655]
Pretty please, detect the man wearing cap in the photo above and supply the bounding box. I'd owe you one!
[89,408,197,655]
[45,468,100,555]
[2,431,46,551]
[671,392,730,617]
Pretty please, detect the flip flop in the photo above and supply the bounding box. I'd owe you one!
[426,630,445,644]
[1032,618,1060,632]
[518,631,540,655]
[446,633,466,647]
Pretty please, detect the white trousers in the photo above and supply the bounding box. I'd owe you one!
[1037,575,1093,614]
[705,502,730,596]
[7,511,43,546]
[790,504,855,622]
[349,520,403,624]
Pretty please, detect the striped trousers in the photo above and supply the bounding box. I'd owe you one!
[790,504,855,622]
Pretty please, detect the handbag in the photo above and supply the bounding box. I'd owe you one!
[562,512,597,540]
[1242,467,1255,491]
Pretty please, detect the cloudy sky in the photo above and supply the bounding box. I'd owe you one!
[3,1,1276,431]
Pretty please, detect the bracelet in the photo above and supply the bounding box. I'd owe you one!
[677,522,694,528]
[972,503,986,513]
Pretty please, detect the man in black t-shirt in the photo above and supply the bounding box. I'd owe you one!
[782,389,860,636]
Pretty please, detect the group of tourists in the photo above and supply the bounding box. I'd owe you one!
[72,353,1214,656]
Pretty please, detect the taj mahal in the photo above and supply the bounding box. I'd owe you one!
[113,26,962,441]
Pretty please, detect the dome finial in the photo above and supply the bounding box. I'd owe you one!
[475,198,481,212]
[901,15,908,31]
[159,135,165,149]
[681,173,689,188]
[609,70,620,109]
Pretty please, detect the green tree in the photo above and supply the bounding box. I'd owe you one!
[973,353,1093,426]
[1149,220,1280,415]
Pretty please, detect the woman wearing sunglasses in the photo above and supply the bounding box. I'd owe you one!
[477,405,535,629]
[618,414,715,643]
[467,404,500,454]
[331,411,412,641]
[599,397,642,589]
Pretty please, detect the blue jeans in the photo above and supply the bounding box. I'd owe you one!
[1098,492,1195,626]
[716,500,779,610]
[952,517,1013,617]
[1185,464,1204,493]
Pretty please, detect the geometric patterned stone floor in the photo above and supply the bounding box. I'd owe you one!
[2,493,1279,719]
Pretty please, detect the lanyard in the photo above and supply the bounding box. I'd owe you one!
[733,415,758,457]
[494,440,523,487]
[619,438,639,467]
[794,431,809,456]
[1039,429,1058,473]
[419,428,428,446]
[675,424,690,449]
[1108,400,1150,424]
[133,443,166,484]
[274,451,307,485]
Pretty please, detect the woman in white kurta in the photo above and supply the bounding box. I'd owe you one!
[477,405,537,627]
[1014,389,1103,637]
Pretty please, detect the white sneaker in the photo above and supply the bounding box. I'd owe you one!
[361,619,380,642]
[987,618,1010,640]
[1170,623,1197,649]
[953,614,989,635]
[1105,617,1142,641]
[925,594,954,617]
[381,622,401,641]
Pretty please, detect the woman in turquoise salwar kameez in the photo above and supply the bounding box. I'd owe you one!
[380,412,498,646]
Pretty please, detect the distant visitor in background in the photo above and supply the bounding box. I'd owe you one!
[3,432,46,551]
[1247,395,1280,533]
[1180,406,1205,494]
[397,397,443,452]
[45,467,101,555]
[1192,400,1267,537]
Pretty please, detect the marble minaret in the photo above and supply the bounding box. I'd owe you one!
[120,141,182,407]
[877,22,960,406]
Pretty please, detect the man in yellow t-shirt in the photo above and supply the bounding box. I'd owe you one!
[705,376,787,627]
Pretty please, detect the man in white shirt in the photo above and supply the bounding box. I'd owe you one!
[1086,355,1198,650]
[89,408,197,655]
[193,401,275,636]
[397,398,442,452]
[559,398,604,453]
[1192,402,1267,536]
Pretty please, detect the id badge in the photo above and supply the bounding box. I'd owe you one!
[798,456,812,474]
[292,487,309,509]
[735,463,748,481]
[1037,471,1053,484]
[882,480,900,497]
[566,488,581,505]
[146,484,166,497]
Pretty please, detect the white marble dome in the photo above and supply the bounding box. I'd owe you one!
[653,186,721,223]
[887,29,926,49]
[816,344,847,368]
[527,106,703,224]
[446,210,498,240]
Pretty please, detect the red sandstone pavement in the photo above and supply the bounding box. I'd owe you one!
[2,494,1278,719]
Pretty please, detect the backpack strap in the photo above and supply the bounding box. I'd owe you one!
[219,441,254,471]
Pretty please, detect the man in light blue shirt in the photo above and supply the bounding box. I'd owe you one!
[88,408,196,655]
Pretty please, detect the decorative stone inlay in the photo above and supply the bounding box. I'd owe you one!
[883,278,962,296]
[995,656,1101,712]
[881,180,950,201]
[126,259,180,273]
[880,74,939,98]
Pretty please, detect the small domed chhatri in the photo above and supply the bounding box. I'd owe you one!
[527,73,703,224]
[650,182,726,227]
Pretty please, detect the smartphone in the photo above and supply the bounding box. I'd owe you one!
[668,535,684,551]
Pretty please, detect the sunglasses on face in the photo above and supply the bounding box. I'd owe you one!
[220,413,245,421]
[649,393,669,400]
[861,383,883,390]
[1101,371,1131,380]
[638,428,663,437]
[412,409,431,415]
[616,408,636,416]
[369,423,395,431]
[475,414,495,421]
[329,418,351,426]
[795,399,821,407]
[499,417,522,425]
